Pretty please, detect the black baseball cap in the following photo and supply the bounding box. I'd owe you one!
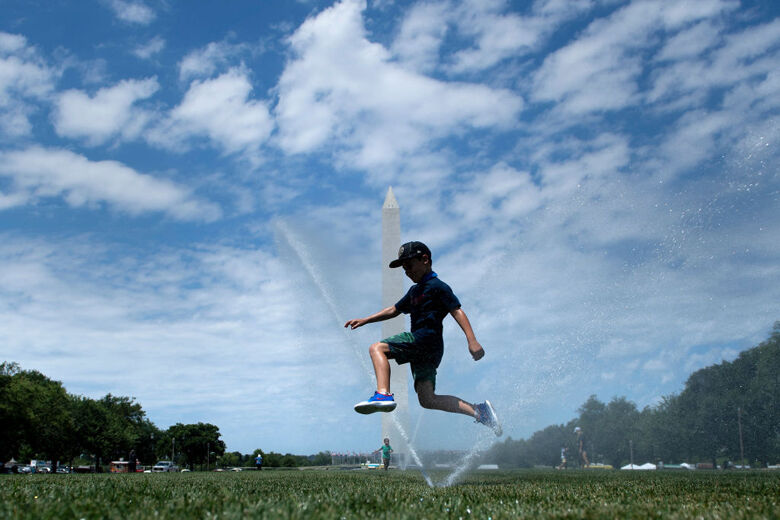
[389,241,431,268]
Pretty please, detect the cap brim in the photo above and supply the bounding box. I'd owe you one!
[389,259,403,268]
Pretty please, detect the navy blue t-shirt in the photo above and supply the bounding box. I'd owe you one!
[395,272,461,348]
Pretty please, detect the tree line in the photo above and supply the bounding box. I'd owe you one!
[220,450,332,468]
[3,322,777,470]
[485,322,779,468]
[0,363,227,471]
[0,362,338,471]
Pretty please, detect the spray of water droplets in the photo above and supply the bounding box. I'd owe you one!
[275,220,500,487]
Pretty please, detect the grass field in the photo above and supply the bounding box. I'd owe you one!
[2,468,778,519]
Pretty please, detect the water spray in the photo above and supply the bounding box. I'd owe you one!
[276,221,501,488]
[275,221,434,486]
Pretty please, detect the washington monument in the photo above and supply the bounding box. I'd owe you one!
[381,187,409,465]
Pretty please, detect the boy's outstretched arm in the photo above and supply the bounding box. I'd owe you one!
[344,305,400,330]
[450,308,484,360]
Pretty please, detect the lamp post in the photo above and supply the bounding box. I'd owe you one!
[738,407,745,469]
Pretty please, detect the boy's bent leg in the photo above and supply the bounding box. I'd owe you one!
[369,342,391,394]
[354,342,397,415]
[414,380,476,418]
[415,381,503,436]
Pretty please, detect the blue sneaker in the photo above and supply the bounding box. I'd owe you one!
[354,392,397,414]
[475,400,502,436]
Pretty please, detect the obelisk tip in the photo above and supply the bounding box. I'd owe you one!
[383,186,399,209]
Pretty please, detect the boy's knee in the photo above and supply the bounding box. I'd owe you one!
[418,394,434,409]
[369,342,388,356]
[416,388,436,409]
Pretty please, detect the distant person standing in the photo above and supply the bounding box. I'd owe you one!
[374,438,393,470]
[129,450,137,473]
[255,453,263,471]
[575,427,590,468]
[556,446,568,470]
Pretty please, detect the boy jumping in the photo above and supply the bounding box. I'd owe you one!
[344,241,501,436]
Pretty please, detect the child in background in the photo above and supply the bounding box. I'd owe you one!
[374,438,393,470]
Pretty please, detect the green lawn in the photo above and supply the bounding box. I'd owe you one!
[1,469,778,519]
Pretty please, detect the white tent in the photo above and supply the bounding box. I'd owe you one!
[621,462,657,470]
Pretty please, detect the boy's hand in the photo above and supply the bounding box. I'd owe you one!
[344,318,366,329]
[468,340,485,361]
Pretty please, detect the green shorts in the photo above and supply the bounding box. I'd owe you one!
[381,332,441,391]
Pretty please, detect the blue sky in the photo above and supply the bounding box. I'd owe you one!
[1,0,778,456]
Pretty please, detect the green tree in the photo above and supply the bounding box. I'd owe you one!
[525,424,571,467]
[741,324,779,465]
[71,395,110,467]
[217,451,242,468]
[0,362,24,461]
[263,451,284,467]
[99,394,147,462]
[484,437,527,468]
[599,397,640,467]
[133,420,161,466]
[636,399,685,463]
[161,422,225,469]
[309,451,331,466]
[669,324,780,466]
[70,394,150,469]
[0,366,75,469]
[576,395,605,464]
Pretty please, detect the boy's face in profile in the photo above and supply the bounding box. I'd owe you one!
[401,255,431,283]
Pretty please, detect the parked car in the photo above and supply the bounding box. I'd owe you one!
[26,460,52,473]
[151,461,179,472]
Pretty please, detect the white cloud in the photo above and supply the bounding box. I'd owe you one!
[106,0,156,25]
[0,32,27,53]
[391,0,599,75]
[655,21,720,62]
[150,68,273,157]
[645,18,779,179]
[178,40,251,82]
[133,36,166,59]
[0,190,28,210]
[391,1,450,73]
[451,162,541,227]
[533,132,631,198]
[683,348,740,374]
[53,77,159,145]
[0,0,777,453]
[275,0,523,169]
[446,0,548,74]
[658,0,739,29]
[532,0,737,115]
[643,358,668,372]
[649,19,780,107]
[0,233,365,452]
[657,110,731,178]
[0,32,56,138]
[0,146,221,221]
